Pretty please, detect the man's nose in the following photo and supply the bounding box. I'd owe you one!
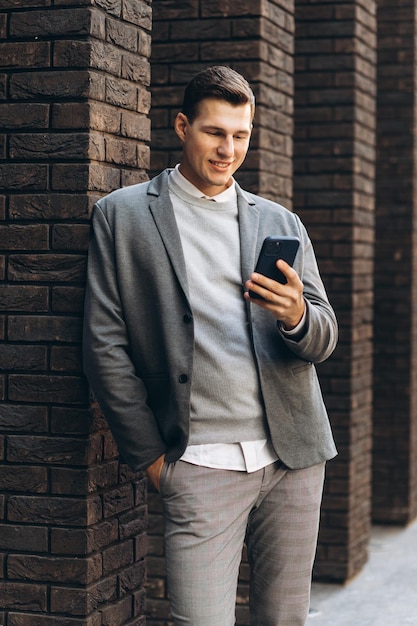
[218,135,234,156]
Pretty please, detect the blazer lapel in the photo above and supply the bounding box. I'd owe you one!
[147,174,262,301]
[237,185,261,283]
[148,174,190,301]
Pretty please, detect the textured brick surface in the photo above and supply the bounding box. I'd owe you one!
[294,0,377,581]
[373,0,417,524]
[150,0,294,207]
[3,1,417,625]
[0,1,151,624]
[148,3,296,621]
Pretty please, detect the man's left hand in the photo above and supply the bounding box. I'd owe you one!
[244,259,305,330]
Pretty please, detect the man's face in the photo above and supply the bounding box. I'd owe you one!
[174,98,253,197]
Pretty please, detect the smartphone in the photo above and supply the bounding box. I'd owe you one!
[249,236,300,299]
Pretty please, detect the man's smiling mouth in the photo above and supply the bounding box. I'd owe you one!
[210,161,232,168]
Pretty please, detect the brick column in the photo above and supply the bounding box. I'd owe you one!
[149,1,295,623]
[0,2,150,624]
[294,1,377,581]
[373,0,417,523]
[151,0,294,207]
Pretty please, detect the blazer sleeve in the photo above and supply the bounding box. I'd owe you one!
[279,215,338,363]
[83,204,166,471]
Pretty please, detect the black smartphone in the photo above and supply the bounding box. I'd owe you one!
[249,236,300,299]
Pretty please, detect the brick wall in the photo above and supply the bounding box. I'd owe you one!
[2,1,417,625]
[148,2,295,623]
[373,0,417,523]
[293,0,377,580]
[0,1,151,624]
[150,0,295,207]
[148,2,296,623]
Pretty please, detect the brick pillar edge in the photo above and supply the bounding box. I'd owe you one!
[0,1,151,624]
[373,0,417,523]
[149,1,295,623]
[294,0,377,581]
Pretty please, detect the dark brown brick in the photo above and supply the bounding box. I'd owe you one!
[0,345,47,371]
[0,164,48,191]
[6,435,95,465]
[8,316,83,343]
[52,224,91,252]
[51,519,118,556]
[8,254,86,282]
[0,196,5,220]
[0,466,47,493]
[0,524,48,552]
[92,0,121,16]
[9,71,104,102]
[103,483,134,518]
[50,345,83,373]
[0,285,48,312]
[51,463,118,495]
[107,17,138,51]
[0,42,50,68]
[88,102,122,133]
[0,405,48,432]
[50,576,117,615]
[105,77,138,111]
[122,0,151,29]
[9,8,103,38]
[0,582,47,611]
[105,136,138,167]
[8,553,102,585]
[102,539,134,575]
[101,595,133,626]
[120,110,151,139]
[0,225,49,251]
[52,287,85,313]
[8,613,102,626]
[201,0,261,18]
[9,194,92,221]
[119,560,146,595]
[0,103,49,129]
[7,494,102,526]
[153,1,198,20]
[9,133,92,161]
[50,406,92,435]
[8,375,88,404]
[119,506,147,541]
[0,13,6,38]
[87,163,121,193]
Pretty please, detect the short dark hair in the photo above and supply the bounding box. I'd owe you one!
[181,66,255,122]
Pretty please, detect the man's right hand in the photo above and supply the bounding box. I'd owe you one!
[146,454,166,492]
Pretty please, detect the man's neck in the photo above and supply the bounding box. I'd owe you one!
[173,164,236,202]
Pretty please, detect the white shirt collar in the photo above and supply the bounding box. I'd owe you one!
[171,164,236,203]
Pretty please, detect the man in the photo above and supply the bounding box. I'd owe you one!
[83,65,337,626]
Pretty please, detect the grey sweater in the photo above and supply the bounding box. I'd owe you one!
[168,176,268,445]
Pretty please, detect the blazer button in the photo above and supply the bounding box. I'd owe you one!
[183,313,193,324]
[178,374,188,384]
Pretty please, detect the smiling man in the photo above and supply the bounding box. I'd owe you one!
[83,66,337,626]
[175,97,252,195]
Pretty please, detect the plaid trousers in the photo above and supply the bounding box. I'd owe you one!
[159,459,325,626]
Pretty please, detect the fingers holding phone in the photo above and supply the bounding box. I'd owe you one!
[245,236,305,329]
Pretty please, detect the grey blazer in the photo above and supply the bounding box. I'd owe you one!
[83,170,338,471]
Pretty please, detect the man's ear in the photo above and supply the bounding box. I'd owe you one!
[174,112,188,142]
